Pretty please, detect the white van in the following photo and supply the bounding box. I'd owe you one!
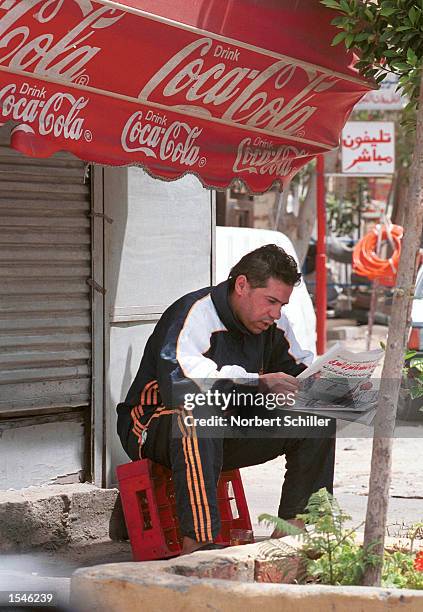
[215,226,317,358]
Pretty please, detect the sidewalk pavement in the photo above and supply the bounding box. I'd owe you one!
[241,432,423,539]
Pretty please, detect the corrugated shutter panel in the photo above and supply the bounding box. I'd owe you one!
[0,124,92,413]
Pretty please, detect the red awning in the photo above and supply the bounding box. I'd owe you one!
[0,0,373,193]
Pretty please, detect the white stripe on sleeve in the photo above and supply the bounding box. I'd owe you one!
[276,313,314,367]
[176,295,259,386]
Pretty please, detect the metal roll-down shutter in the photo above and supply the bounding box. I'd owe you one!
[0,124,92,416]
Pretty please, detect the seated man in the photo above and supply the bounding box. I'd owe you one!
[117,244,335,554]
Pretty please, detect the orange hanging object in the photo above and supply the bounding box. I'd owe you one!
[352,224,403,287]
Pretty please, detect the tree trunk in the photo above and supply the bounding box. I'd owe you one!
[276,169,316,267]
[275,150,336,266]
[391,164,409,227]
[295,171,317,265]
[294,148,338,265]
[362,74,423,586]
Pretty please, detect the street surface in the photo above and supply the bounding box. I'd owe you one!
[242,428,423,537]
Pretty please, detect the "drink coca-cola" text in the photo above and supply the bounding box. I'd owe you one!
[0,82,88,140]
[139,38,338,138]
[121,110,203,166]
[233,137,306,177]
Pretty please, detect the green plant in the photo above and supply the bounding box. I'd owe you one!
[326,192,361,236]
[259,488,379,585]
[319,0,423,586]
[383,550,423,589]
[403,350,423,400]
[320,0,423,131]
[380,341,423,405]
[258,488,423,587]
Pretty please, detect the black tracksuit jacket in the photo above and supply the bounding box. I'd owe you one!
[117,280,312,452]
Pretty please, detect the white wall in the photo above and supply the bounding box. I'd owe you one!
[0,416,85,489]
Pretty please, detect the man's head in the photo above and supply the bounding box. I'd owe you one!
[228,244,301,334]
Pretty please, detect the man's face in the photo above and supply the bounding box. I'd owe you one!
[231,276,293,334]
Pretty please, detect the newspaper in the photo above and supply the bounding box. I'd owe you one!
[291,343,384,425]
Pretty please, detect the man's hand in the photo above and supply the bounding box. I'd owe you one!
[259,372,299,394]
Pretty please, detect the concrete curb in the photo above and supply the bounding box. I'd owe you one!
[70,542,423,612]
[0,484,126,551]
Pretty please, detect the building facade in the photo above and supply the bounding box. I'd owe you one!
[0,124,215,489]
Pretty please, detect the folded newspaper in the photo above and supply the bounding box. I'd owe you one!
[290,342,384,425]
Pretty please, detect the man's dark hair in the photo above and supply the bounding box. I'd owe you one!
[227,244,301,291]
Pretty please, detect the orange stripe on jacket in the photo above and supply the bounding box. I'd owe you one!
[131,408,143,439]
[140,379,157,405]
[146,381,160,406]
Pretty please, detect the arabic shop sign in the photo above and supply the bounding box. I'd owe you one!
[354,74,406,111]
[341,121,395,175]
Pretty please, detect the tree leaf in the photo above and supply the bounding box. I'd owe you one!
[321,0,341,8]
[354,32,371,42]
[332,31,348,45]
[332,15,350,25]
[407,47,418,65]
[345,33,355,48]
[410,357,423,370]
[410,385,423,399]
[391,61,412,71]
[340,0,350,13]
[380,6,397,17]
[365,7,375,21]
[258,513,305,536]
[408,6,418,25]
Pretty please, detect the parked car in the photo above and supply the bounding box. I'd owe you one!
[398,265,423,421]
[215,226,317,359]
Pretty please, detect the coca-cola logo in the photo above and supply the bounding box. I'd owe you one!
[139,37,338,138]
[0,0,124,82]
[121,110,204,167]
[233,137,306,177]
[0,82,90,141]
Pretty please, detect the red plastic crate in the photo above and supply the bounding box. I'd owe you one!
[117,459,252,561]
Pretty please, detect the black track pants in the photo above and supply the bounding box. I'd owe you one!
[126,412,336,542]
